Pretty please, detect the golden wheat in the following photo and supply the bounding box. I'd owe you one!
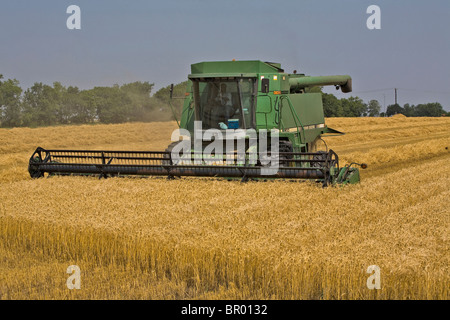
[0,117,449,299]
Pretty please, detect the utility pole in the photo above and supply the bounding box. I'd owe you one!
[395,88,398,105]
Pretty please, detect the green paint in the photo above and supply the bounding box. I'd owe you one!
[176,60,360,184]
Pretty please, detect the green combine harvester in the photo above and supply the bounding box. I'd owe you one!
[29,60,366,186]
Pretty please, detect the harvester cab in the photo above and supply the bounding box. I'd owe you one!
[29,60,366,186]
[177,60,351,150]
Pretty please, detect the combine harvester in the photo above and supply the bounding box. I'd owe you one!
[28,60,366,186]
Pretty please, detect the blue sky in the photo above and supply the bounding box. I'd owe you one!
[1,0,449,111]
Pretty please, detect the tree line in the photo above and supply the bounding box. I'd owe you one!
[0,74,188,128]
[0,75,447,128]
[318,89,447,118]
[384,102,447,117]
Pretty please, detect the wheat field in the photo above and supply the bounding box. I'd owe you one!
[0,116,449,299]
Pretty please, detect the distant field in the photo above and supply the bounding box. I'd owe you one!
[0,117,449,299]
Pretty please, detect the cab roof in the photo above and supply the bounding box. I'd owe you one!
[189,60,284,78]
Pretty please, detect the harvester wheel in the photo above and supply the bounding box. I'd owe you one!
[310,151,327,168]
[29,166,44,178]
[28,156,44,178]
[258,140,292,167]
[279,140,293,167]
[308,137,328,167]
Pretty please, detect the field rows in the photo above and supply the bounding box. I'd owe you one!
[0,117,449,299]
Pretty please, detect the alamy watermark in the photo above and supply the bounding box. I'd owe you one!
[367,5,381,30]
[66,5,380,31]
[366,265,381,289]
[66,5,81,30]
[170,121,280,175]
[66,265,81,289]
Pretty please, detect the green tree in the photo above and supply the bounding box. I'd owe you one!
[367,100,381,117]
[402,103,414,117]
[414,103,445,117]
[341,96,367,117]
[22,82,61,126]
[52,82,70,124]
[58,86,97,124]
[75,89,97,123]
[386,104,404,117]
[322,93,344,117]
[0,77,23,127]
[91,86,132,123]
